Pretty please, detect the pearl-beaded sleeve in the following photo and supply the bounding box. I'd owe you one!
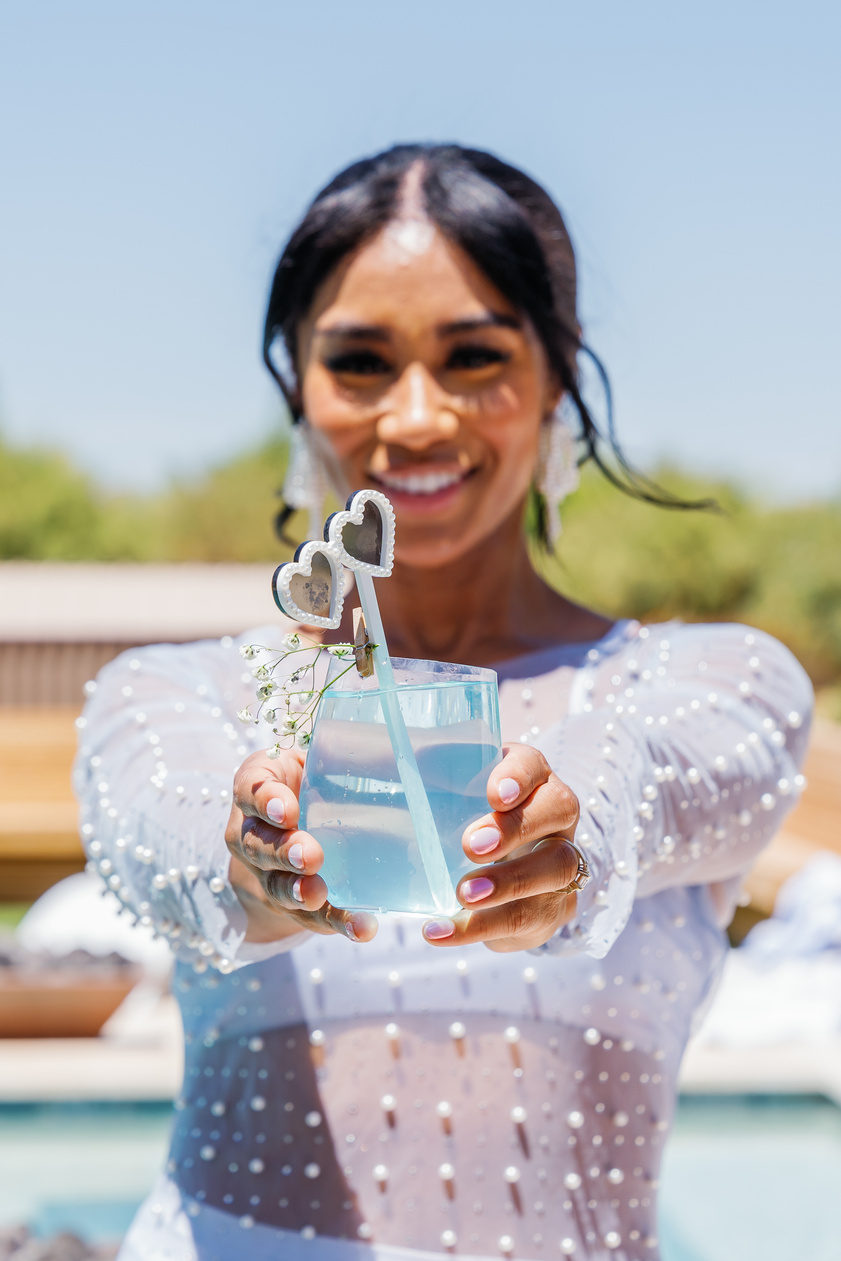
[74,621,812,973]
[72,632,292,971]
[536,623,812,959]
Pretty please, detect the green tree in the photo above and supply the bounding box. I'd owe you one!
[152,433,293,562]
[532,466,841,687]
[0,437,104,559]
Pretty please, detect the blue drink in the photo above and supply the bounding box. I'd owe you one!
[299,658,501,915]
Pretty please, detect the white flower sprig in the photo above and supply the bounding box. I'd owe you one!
[236,633,366,758]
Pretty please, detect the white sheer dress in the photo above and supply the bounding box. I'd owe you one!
[73,618,812,1261]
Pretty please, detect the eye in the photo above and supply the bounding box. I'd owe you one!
[446,344,510,371]
[324,350,391,377]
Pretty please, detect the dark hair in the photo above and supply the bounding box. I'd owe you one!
[264,142,712,544]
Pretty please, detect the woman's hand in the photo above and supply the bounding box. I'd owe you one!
[422,744,581,952]
[225,748,378,945]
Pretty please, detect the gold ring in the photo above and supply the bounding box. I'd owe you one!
[559,839,590,893]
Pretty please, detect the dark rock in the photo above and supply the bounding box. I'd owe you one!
[0,1230,119,1261]
[0,1225,30,1260]
[10,1232,88,1261]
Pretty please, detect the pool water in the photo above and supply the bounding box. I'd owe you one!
[2,1096,840,1258]
[0,1101,172,1241]
[659,1095,841,1261]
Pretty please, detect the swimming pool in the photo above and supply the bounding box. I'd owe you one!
[0,1100,171,1241]
[2,1096,840,1259]
[659,1095,841,1261]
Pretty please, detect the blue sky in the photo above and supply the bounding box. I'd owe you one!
[0,0,838,498]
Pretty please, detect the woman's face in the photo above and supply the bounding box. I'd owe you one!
[296,222,559,569]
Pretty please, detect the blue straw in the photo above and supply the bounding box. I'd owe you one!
[355,571,458,915]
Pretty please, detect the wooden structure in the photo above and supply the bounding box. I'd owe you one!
[741,718,841,914]
[0,707,87,900]
[0,966,139,1038]
[0,562,288,899]
[0,561,279,706]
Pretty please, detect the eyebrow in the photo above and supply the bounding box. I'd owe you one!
[438,313,522,336]
[314,322,390,341]
[314,311,522,341]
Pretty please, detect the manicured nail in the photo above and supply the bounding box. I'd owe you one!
[291,877,304,903]
[346,912,376,942]
[461,876,494,904]
[469,826,501,855]
[424,918,455,940]
[287,842,304,870]
[266,798,285,825]
[498,778,521,804]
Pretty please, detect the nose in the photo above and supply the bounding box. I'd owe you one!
[376,364,459,450]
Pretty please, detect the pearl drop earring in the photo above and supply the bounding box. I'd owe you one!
[535,399,580,543]
[282,422,330,540]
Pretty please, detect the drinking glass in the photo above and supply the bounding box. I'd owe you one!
[298,656,502,915]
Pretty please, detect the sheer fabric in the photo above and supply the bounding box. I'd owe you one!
[74,619,812,1261]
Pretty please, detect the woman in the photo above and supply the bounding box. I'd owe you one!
[76,144,812,1260]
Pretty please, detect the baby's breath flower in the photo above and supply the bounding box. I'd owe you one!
[252,639,356,755]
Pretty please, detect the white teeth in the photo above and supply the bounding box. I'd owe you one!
[378,470,464,495]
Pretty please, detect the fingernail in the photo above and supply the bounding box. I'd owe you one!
[469,826,501,855]
[346,913,376,942]
[287,842,304,870]
[291,877,304,903]
[498,777,521,804]
[423,918,455,940]
[461,876,494,903]
[266,798,285,825]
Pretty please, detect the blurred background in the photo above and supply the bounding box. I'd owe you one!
[1,2,840,1258]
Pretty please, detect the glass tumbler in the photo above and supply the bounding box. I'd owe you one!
[298,656,502,915]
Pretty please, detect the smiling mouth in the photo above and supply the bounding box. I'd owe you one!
[374,467,473,496]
